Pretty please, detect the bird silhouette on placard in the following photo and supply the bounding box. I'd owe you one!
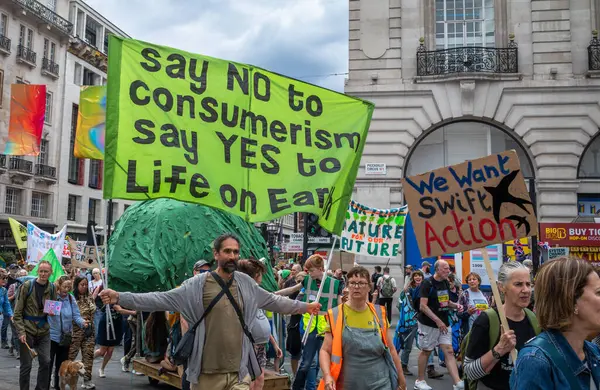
[504,215,531,236]
[483,169,533,226]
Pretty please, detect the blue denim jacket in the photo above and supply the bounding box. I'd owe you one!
[0,287,13,317]
[510,330,600,390]
[48,294,85,343]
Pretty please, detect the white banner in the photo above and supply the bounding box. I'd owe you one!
[26,222,67,265]
[340,200,408,258]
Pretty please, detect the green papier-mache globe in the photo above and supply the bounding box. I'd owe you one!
[107,199,277,293]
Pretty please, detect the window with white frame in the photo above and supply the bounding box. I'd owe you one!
[45,91,53,124]
[31,192,48,218]
[5,188,22,215]
[37,140,48,165]
[67,195,78,221]
[19,25,33,49]
[43,38,56,62]
[1,13,7,36]
[435,0,495,50]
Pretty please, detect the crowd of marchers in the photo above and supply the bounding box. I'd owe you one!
[1,234,600,390]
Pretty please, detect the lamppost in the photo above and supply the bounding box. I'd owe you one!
[267,221,278,265]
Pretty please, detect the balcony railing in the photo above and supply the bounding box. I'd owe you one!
[0,35,10,54]
[12,0,73,35]
[17,45,36,65]
[42,57,59,76]
[35,164,56,179]
[417,38,518,77]
[9,157,33,174]
[589,30,600,71]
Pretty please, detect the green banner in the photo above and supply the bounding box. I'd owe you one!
[104,36,374,234]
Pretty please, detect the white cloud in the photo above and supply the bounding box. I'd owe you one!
[84,0,348,91]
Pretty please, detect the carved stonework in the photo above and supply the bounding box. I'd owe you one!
[68,37,108,72]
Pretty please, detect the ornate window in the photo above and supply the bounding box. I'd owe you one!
[435,0,495,49]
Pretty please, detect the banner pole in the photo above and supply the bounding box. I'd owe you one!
[482,246,517,363]
[91,225,115,340]
[302,235,338,345]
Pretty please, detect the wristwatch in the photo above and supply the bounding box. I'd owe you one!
[491,347,502,360]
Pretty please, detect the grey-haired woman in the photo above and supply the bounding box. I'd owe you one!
[463,261,540,390]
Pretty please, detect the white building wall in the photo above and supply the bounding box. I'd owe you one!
[0,0,71,234]
[54,0,130,237]
[345,0,600,274]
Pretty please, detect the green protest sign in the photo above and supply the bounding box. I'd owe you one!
[104,36,374,233]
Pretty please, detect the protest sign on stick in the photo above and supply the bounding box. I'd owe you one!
[402,150,537,362]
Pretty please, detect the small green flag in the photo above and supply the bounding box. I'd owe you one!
[29,249,65,283]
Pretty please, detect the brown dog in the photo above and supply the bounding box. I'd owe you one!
[58,360,86,390]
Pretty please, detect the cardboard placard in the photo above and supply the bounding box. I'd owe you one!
[402,150,537,258]
[67,238,101,269]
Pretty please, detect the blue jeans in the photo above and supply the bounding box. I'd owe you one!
[306,349,319,390]
[292,330,323,390]
[94,310,103,338]
[1,313,9,344]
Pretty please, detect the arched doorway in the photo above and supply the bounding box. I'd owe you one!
[404,119,535,179]
[576,131,600,218]
[578,132,600,178]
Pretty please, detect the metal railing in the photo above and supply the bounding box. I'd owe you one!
[17,45,36,64]
[42,57,59,75]
[417,38,518,76]
[35,164,56,179]
[589,30,600,71]
[0,35,10,53]
[12,0,73,35]
[9,157,33,174]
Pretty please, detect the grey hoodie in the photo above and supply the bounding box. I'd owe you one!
[118,271,308,385]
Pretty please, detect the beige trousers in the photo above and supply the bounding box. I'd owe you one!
[191,372,251,390]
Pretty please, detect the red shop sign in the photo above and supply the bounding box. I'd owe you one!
[539,223,600,247]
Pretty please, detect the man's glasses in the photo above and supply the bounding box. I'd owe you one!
[348,282,368,288]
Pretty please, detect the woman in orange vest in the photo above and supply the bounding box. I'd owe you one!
[319,266,406,390]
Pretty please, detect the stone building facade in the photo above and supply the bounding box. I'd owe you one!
[345,0,600,269]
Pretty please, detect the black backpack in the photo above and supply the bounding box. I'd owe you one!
[412,277,438,312]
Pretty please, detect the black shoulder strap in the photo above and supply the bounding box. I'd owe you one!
[211,271,256,344]
[189,272,233,333]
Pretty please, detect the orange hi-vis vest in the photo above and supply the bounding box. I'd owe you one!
[318,303,389,390]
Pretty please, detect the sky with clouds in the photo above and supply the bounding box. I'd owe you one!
[85,0,349,91]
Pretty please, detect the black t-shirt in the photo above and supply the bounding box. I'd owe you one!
[417,277,451,327]
[466,310,537,390]
[371,273,382,293]
[34,281,46,310]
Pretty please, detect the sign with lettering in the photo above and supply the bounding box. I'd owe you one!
[26,222,67,265]
[103,36,374,234]
[548,247,569,260]
[539,223,600,247]
[365,163,387,175]
[340,200,407,257]
[402,151,537,258]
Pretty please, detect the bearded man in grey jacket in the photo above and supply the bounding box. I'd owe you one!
[101,233,320,390]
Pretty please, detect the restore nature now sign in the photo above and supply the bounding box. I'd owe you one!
[103,37,374,233]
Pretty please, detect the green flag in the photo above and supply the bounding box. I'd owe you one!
[29,249,65,283]
[103,36,374,234]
